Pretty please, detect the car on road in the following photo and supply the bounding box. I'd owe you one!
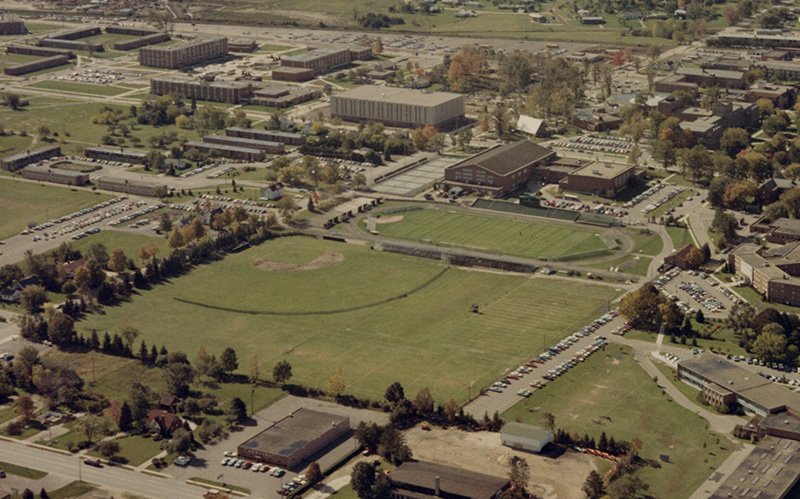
[0,470,6,478]
[84,458,102,468]
[173,455,191,467]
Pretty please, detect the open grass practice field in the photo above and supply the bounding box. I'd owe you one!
[77,237,619,403]
[27,80,139,97]
[0,179,111,239]
[69,229,170,266]
[503,343,731,498]
[369,207,612,260]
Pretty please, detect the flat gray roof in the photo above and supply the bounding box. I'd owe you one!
[23,165,88,178]
[98,176,166,188]
[570,161,634,180]
[85,146,148,158]
[2,145,60,163]
[203,136,281,148]
[282,47,349,63]
[390,461,508,499]
[144,37,226,53]
[239,408,348,458]
[447,140,554,177]
[333,85,464,107]
[184,141,263,154]
[710,436,800,499]
[501,422,553,442]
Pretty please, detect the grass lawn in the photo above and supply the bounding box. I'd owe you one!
[503,343,731,499]
[587,254,651,276]
[0,133,33,158]
[649,189,695,219]
[256,43,294,53]
[22,23,69,35]
[653,360,706,404]
[27,80,136,97]
[329,487,359,498]
[667,226,693,249]
[0,460,48,479]
[89,435,162,466]
[49,481,98,499]
[189,477,250,495]
[735,286,800,313]
[0,53,42,73]
[0,178,111,239]
[77,236,619,403]
[625,319,746,356]
[369,207,612,260]
[628,228,664,257]
[69,229,170,266]
[0,406,15,425]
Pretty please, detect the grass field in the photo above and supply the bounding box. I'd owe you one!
[0,178,111,239]
[587,253,651,276]
[735,286,800,313]
[0,53,41,72]
[77,237,619,403]
[667,226,693,249]
[503,343,731,499]
[49,481,98,499]
[369,207,611,260]
[88,435,163,466]
[0,460,48,479]
[0,133,33,158]
[68,229,170,266]
[27,80,137,97]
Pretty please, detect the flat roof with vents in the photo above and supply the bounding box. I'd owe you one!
[569,161,634,180]
[239,408,348,459]
[710,437,800,498]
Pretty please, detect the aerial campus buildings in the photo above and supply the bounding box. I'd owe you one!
[331,85,466,129]
[150,77,254,104]
[0,15,26,35]
[20,165,89,186]
[139,37,228,69]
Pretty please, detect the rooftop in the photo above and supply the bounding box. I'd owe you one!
[710,437,800,499]
[569,161,634,180]
[143,37,226,53]
[501,422,553,441]
[282,47,349,63]
[184,141,263,155]
[2,145,61,163]
[447,140,555,177]
[85,146,148,158]
[333,85,465,107]
[771,218,800,236]
[23,165,88,178]
[239,408,348,458]
[390,461,509,499]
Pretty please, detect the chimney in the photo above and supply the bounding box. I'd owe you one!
[435,476,441,496]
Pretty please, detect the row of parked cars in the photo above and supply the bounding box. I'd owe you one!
[108,203,164,227]
[677,281,726,313]
[180,162,223,178]
[196,194,275,215]
[622,183,666,210]
[207,166,237,179]
[22,197,128,236]
[540,336,609,384]
[641,187,685,215]
[551,135,632,155]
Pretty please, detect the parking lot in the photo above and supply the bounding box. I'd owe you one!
[549,134,632,155]
[654,268,740,318]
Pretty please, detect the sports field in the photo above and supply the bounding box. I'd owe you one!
[368,208,611,260]
[503,343,731,498]
[69,229,170,266]
[0,179,111,239]
[77,237,618,403]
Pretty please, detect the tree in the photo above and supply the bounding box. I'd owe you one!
[542,412,555,431]
[306,461,323,485]
[781,188,800,218]
[165,428,193,454]
[163,362,195,397]
[15,395,35,423]
[195,346,213,379]
[680,145,713,184]
[47,311,75,346]
[582,470,606,499]
[752,330,788,364]
[720,128,750,157]
[21,490,33,499]
[276,196,299,220]
[351,461,376,498]
[607,474,648,499]
[128,382,154,423]
[378,426,412,465]
[385,382,405,405]
[329,368,346,396]
[620,284,667,331]
[447,45,486,92]
[96,440,119,460]
[413,387,434,415]
[77,414,108,443]
[508,456,530,492]
[227,397,248,424]
[20,285,47,314]
[273,360,293,384]
[651,140,676,170]
[118,401,133,432]
[712,209,738,245]
[220,347,238,374]
[158,212,173,233]
[108,249,128,273]
[4,93,21,110]
[39,489,50,499]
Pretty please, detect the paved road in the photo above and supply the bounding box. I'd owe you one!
[0,439,202,499]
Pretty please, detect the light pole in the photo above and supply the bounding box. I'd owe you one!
[78,457,82,483]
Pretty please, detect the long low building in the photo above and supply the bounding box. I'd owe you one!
[49,26,101,40]
[0,17,26,35]
[389,461,509,499]
[709,436,800,499]
[0,146,61,171]
[97,177,167,197]
[84,147,148,165]
[39,38,104,53]
[237,408,349,469]
[4,54,70,76]
[150,77,253,104]
[182,141,265,161]
[559,161,635,198]
[271,67,314,82]
[331,85,466,129]
[113,32,170,51]
[202,135,284,154]
[139,37,228,69]
[21,165,90,186]
[7,44,75,59]
[281,47,351,75]
[225,127,305,146]
[251,85,321,109]
[105,25,161,36]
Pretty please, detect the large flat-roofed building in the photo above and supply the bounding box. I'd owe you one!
[709,436,800,499]
[501,422,553,453]
[225,127,305,146]
[114,32,170,51]
[444,141,556,197]
[678,353,800,416]
[150,77,253,104]
[105,26,161,37]
[710,28,800,48]
[39,38,104,53]
[182,141,265,162]
[0,146,61,171]
[251,85,321,108]
[97,177,167,197]
[7,44,75,59]
[560,161,635,197]
[139,37,228,69]
[389,461,509,499]
[49,26,101,40]
[237,408,350,469]
[202,135,284,154]
[84,147,148,165]
[272,67,315,82]
[281,48,351,75]
[4,54,70,76]
[729,242,800,306]
[0,16,26,35]
[21,165,89,186]
[228,39,258,53]
[331,85,466,129]
[754,60,800,82]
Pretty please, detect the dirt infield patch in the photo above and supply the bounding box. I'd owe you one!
[252,251,344,272]
[376,215,404,224]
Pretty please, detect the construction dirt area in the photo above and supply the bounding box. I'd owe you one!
[404,426,599,499]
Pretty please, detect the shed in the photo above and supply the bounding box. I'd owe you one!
[501,422,553,453]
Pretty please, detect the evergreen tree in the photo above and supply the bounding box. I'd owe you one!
[138,341,149,363]
[102,332,112,352]
[89,329,100,350]
[118,401,133,432]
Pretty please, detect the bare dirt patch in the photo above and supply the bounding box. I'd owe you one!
[375,215,404,224]
[252,251,344,272]
[405,426,598,499]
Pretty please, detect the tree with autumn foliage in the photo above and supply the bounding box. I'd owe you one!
[446,45,486,92]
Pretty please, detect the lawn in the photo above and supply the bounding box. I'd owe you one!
[256,43,294,53]
[503,343,731,499]
[667,226,693,249]
[49,481,98,499]
[0,178,112,239]
[69,229,170,266]
[89,435,163,466]
[625,319,747,357]
[587,254,652,276]
[0,460,48,479]
[76,237,619,403]
[649,189,695,218]
[0,53,42,73]
[368,207,612,260]
[735,286,800,313]
[627,228,664,257]
[27,80,137,97]
[0,133,33,158]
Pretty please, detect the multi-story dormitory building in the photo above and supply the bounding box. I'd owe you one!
[0,146,61,171]
[0,16,26,35]
[280,46,372,76]
[84,147,149,165]
[39,38,104,53]
[225,127,305,146]
[150,77,253,104]
[201,135,285,154]
[7,44,75,59]
[4,55,70,76]
[114,33,170,51]
[21,165,89,186]
[139,38,228,69]
[48,26,101,40]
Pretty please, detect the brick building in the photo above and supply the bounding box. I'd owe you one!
[21,165,90,186]
[251,85,321,108]
[281,48,351,75]
[202,135,285,154]
[729,242,800,306]
[39,38,104,53]
[97,177,167,197]
[271,67,314,82]
[84,147,148,165]
[0,146,61,171]
[113,32,170,51]
[560,161,635,197]
[7,44,74,59]
[139,38,228,69]
[181,141,265,161]
[150,77,253,104]
[4,55,70,76]
[225,127,305,146]
[0,16,26,35]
